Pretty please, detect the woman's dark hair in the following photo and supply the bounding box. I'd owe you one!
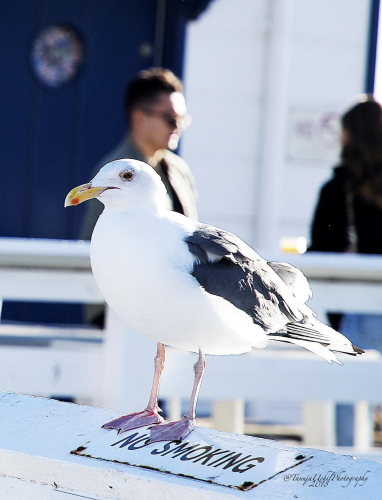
[341,96,382,187]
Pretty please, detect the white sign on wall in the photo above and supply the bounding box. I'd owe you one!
[287,109,341,162]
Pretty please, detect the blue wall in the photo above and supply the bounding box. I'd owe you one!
[0,0,194,241]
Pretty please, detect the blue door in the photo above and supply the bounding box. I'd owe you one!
[0,0,158,241]
[0,0,158,324]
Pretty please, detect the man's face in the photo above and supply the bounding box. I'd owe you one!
[138,91,189,151]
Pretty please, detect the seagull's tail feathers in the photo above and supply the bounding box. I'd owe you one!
[267,337,343,365]
[268,319,364,364]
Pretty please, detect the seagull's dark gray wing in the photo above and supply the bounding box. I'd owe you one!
[185,224,303,330]
[185,224,364,358]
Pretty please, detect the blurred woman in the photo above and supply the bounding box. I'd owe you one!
[311,95,382,256]
[310,95,382,445]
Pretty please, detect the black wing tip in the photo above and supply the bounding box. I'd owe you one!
[352,344,365,355]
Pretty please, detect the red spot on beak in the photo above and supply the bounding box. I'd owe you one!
[72,197,80,206]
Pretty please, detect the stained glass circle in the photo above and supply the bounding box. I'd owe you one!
[32,25,84,87]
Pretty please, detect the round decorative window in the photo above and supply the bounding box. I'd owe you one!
[31,25,84,87]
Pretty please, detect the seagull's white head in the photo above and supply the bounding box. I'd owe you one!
[65,159,167,212]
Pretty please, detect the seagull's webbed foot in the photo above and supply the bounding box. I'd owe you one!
[149,416,195,443]
[102,409,164,434]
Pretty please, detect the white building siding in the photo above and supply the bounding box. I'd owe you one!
[182,0,269,243]
[182,0,371,249]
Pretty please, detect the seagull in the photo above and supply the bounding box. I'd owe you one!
[65,159,364,443]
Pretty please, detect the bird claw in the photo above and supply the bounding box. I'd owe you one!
[102,409,164,433]
[149,416,195,443]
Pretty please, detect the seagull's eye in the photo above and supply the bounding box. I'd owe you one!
[121,171,134,181]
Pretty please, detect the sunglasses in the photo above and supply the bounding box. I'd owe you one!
[141,108,191,130]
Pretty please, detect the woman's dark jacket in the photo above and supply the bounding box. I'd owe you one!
[310,165,382,254]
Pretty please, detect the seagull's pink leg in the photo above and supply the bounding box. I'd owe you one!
[149,349,206,443]
[102,343,166,433]
[183,349,206,421]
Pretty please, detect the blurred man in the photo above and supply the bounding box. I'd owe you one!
[81,67,197,240]
[81,68,197,325]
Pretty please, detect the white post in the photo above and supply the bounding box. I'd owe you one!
[256,0,295,250]
[100,306,157,413]
[354,400,373,451]
[303,401,336,447]
[167,397,182,421]
[213,399,245,434]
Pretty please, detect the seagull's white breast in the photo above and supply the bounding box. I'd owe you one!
[90,209,267,355]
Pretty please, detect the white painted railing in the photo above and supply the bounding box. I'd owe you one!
[0,238,382,451]
[1,392,381,499]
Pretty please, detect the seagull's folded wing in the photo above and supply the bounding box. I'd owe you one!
[185,223,305,332]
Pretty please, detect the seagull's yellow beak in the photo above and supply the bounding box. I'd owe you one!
[64,183,106,207]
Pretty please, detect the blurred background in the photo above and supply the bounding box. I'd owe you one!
[1,0,378,248]
[182,0,379,249]
[1,0,382,459]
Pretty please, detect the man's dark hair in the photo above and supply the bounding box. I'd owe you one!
[124,68,183,122]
